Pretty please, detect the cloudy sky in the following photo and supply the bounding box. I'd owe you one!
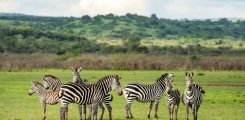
[0,0,244,19]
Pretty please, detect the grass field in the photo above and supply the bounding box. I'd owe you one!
[0,70,245,120]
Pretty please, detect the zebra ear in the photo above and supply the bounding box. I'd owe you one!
[185,72,188,76]
[32,81,37,85]
[78,67,82,72]
[72,66,75,71]
[191,72,194,76]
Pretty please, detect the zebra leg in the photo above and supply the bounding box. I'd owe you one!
[147,101,154,118]
[87,105,92,120]
[42,102,47,120]
[193,105,197,120]
[83,105,87,120]
[78,105,83,120]
[104,101,112,120]
[92,104,99,120]
[185,104,189,120]
[99,103,105,120]
[60,107,68,120]
[125,102,133,119]
[175,104,179,120]
[168,105,171,120]
[171,105,174,120]
[154,101,159,119]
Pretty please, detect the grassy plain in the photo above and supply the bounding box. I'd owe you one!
[0,70,245,120]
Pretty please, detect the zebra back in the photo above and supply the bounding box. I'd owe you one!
[124,73,171,102]
[59,75,121,105]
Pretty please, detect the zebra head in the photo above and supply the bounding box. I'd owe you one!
[72,66,82,83]
[165,77,173,94]
[29,81,38,96]
[165,73,173,93]
[111,75,123,96]
[42,75,60,90]
[185,72,194,90]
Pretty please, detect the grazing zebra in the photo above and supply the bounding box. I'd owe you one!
[166,79,180,120]
[122,73,173,119]
[28,81,59,120]
[182,72,205,120]
[59,75,122,120]
[72,67,114,120]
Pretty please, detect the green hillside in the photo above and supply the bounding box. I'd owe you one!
[0,13,245,55]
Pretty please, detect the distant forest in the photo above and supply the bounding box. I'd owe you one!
[0,13,245,55]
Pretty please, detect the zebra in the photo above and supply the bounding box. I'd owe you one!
[165,78,180,120]
[28,81,59,120]
[71,66,114,120]
[59,75,122,120]
[122,73,173,119]
[182,72,205,120]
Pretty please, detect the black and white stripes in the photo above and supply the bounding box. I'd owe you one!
[59,75,122,120]
[182,72,205,120]
[166,79,180,120]
[29,81,59,120]
[122,73,173,119]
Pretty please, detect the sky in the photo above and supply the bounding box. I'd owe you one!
[0,0,245,19]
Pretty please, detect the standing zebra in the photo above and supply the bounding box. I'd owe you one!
[43,74,88,120]
[59,75,122,120]
[166,78,180,120]
[28,81,59,120]
[122,73,173,119]
[72,67,114,120]
[182,72,205,120]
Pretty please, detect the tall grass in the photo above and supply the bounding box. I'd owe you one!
[1,53,245,71]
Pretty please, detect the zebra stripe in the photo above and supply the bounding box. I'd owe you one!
[183,72,205,120]
[166,86,180,120]
[59,75,122,120]
[71,67,114,120]
[43,75,62,91]
[29,81,59,120]
[123,73,173,119]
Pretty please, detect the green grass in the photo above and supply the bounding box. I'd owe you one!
[0,70,245,120]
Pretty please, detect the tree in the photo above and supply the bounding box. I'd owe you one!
[123,34,141,52]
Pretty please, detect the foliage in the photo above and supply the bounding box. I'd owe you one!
[0,13,245,55]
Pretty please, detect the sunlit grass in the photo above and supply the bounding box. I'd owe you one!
[0,70,245,120]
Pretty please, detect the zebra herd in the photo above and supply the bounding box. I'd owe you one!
[28,67,205,120]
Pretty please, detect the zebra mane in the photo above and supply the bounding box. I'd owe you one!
[96,75,118,83]
[156,73,168,82]
[43,75,62,83]
[33,81,44,87]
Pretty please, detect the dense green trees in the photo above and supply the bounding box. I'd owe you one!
[0,13,245,55]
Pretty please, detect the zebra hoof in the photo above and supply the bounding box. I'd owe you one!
[154,115,158,119]
[147,115,150,119]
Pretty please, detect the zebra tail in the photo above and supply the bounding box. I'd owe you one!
[109,94,114,102]
[201,89,205,94]
[181,94,185,105]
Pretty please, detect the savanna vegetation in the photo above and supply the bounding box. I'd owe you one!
[1,13,245,70]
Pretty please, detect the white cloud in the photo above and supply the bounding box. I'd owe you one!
[0,0,244,19]
[70,0,150,16]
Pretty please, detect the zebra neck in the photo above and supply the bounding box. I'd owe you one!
[98,80,111,95]
[167,90,174,97]
[156,80,166,90]
[36,87,47,98]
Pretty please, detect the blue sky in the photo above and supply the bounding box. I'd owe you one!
[0,0,244,19]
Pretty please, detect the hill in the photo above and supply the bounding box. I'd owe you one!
[0,13,245,55]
